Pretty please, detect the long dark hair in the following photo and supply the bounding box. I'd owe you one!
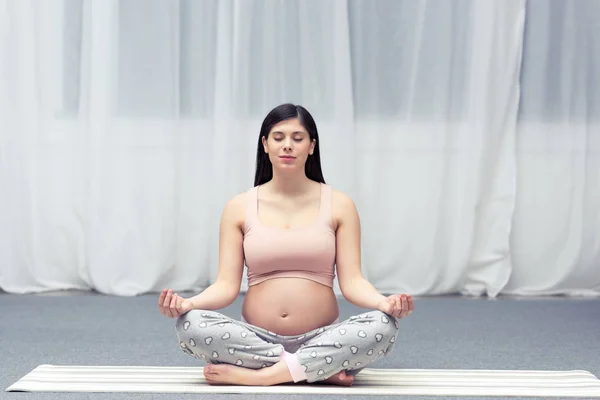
[254,103,326,186]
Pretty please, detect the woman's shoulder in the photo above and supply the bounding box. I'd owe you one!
[328,186,359,226]
[221,189,252,224]
[226,188,251,207]
[328,186,356,209]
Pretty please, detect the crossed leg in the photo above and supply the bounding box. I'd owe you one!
[175,310,398,386]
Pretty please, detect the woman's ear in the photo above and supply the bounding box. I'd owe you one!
[262,136,268,153]
[310,138,316,155]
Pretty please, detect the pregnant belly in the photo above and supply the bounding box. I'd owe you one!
[242,278,340,336]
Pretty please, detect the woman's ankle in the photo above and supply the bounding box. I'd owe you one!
[258,360,296,386]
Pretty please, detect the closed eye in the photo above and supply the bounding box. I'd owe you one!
[273,137,304,142]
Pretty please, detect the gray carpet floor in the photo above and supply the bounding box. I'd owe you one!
[1,291,599,400]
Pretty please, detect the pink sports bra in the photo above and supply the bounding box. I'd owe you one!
[243,183,336,287]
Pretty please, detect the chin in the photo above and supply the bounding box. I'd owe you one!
[277,165,299,170]
[276,163,303,172]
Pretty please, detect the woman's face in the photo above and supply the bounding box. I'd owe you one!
[262,118,316,171]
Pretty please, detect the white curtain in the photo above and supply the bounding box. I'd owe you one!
[0,0,598,297]
[504,0,600,296]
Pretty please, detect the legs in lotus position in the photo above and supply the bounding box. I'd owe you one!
[176,309,399,385]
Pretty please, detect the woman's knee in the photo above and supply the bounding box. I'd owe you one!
[370,311,399,342]
[175,309,227,333]
[175,310,231,357]
[176,309,200,333]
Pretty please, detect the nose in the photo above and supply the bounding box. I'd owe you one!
[283,139,293,151]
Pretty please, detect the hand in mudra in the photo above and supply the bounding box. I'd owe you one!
[377,294,414,319]
[158,288,193,318]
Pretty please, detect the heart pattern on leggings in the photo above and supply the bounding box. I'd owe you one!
[179,314,395,375]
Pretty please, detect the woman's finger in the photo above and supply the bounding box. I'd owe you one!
[158,289,167,306]
[407,295,415,314]
[401,295,407,317]
[158,289,168,315]
[175,293,184,315]
[394,295,402,318]
[401,295,409,318]
[164,291,174,318]
[170,293,179,318]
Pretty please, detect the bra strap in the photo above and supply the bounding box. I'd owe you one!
[319,183,333,227]
[245,186,259,229]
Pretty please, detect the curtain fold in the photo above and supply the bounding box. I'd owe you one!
[0,0,598,297]
[504,0,600,296]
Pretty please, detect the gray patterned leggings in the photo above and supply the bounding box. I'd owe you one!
[175,309,399,383]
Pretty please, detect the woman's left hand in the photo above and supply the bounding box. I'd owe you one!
[377,294,414,319]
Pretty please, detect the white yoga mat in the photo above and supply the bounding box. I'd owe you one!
[6,365,600,397]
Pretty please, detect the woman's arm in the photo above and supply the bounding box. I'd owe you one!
[333,191,387,309]
[159,194,247,318]
[333,191,415,318]
[186,193,247,310]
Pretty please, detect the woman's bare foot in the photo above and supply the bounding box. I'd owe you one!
[203,364,263,386]
[202,363,354,387]
[319,370,355,386]
[203,359,298,386]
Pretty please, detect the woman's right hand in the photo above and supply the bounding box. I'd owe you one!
[158,288,193,318]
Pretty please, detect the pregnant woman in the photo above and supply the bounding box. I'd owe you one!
[158,103,415,386]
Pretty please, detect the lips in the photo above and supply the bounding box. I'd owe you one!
[279,156,295,159]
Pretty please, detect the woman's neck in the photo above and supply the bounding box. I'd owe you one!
[267,170,315,197]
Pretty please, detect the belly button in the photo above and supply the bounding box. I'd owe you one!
[281,312,288,318]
